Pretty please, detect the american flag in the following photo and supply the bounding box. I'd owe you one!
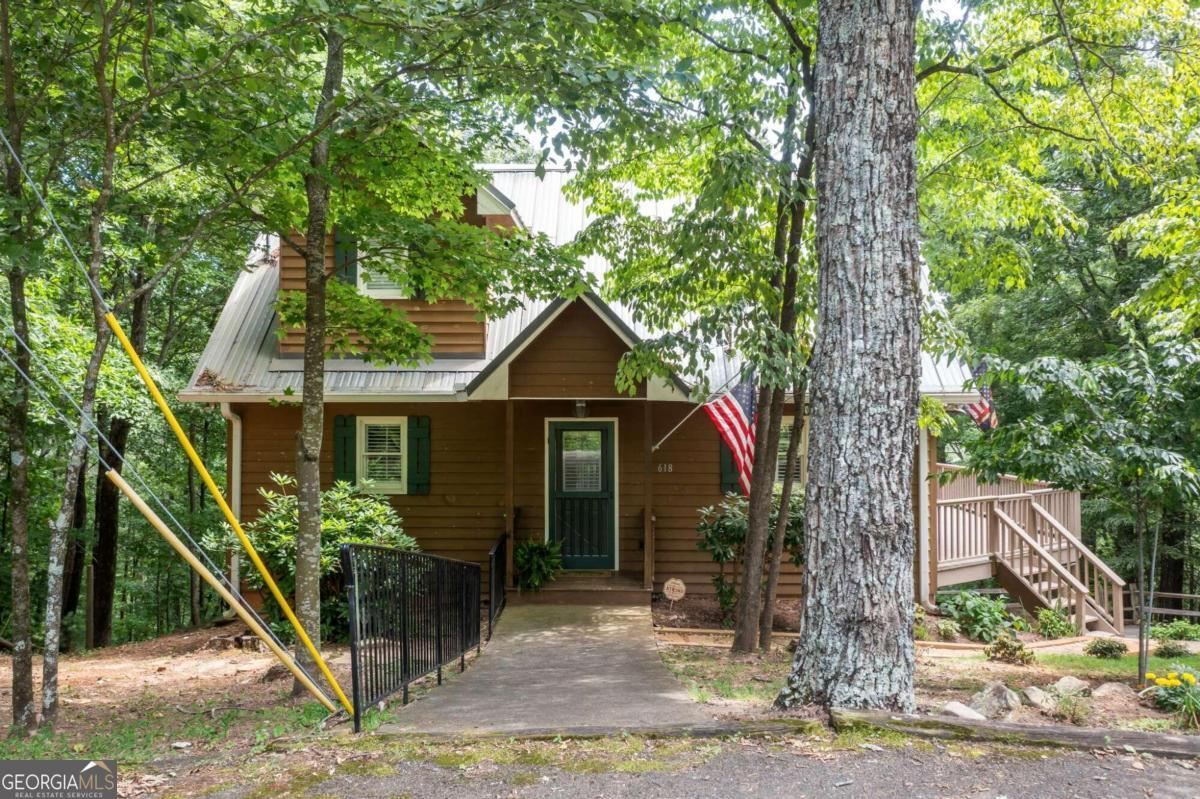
[965,362,998,431]
[704,372,757,495]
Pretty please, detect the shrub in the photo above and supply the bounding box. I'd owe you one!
[1083,638,1128,659]
[936,619,961,640]
[913,623,930,641]
[1035,607,1079,640]
[696,490,804,623]
[1154,640,1192,659]
[1151,620,1200,641]
[205,473,417,642]
[1141,665,1200,728]
[940,591,1019,643]
[984,634,1035,665]
[1054,693,1090,725]
[514,540,562,592]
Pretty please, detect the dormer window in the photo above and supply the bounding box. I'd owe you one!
[358,265,411,300]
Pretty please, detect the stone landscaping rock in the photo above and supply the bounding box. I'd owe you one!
[942,701,987,721]
[1091,682,1137,701]
[1021,685,1057,713]
[968,681,1022,720]
[1051,676,1091,696]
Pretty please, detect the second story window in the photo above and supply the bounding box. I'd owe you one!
[357,265,410,300]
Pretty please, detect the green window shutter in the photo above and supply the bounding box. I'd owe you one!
[407,416,431,495]
[719,440,739,494]
[333,230,357,285]
[333,415,357,484]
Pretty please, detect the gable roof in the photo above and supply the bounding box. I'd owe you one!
[180,165,977,404]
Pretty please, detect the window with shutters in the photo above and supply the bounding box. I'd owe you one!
[356,417,408,494]
[775,420,808,489]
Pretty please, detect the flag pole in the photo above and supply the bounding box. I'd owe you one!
[651,367,744,452]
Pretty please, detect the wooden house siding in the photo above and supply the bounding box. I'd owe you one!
[275,235,487,356]
[508,300,645,398]
[226,397,812,598]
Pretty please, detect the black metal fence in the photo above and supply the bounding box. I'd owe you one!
[488,533,507,639]
[341,543,481,731]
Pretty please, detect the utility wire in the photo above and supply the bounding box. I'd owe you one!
[0,337,330,701]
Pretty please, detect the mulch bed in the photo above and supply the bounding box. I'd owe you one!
[652,595,803,632]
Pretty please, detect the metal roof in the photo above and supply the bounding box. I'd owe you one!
[181,166,977,404]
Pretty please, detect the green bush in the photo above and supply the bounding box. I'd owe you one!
[514,540,562,592]
[939,591,1020,643]
[1151,620,1200,641]
[696,490,804,623]
[1035,607,1079,640]
[1154,640,1192,659]
[984,634,1034,665]
[1083,637,1128,659]
[205,473,417,642]
[936,618,961,640]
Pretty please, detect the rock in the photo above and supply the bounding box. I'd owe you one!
[259,663,290,683]
[942,701,987,721]
[1021,685,1057,713]
[969,681,1022,720]
[1051,676,1091,696]
[1092,682,1137,701]
[170,741,192,750]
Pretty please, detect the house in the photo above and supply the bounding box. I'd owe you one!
[181,165,1123,631]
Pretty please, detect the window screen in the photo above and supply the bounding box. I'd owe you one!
[561,430,602,492]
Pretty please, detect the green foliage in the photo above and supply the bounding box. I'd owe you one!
[1035,607,1079,640]
[984,634,1035,666]
[514,540,562,592]
[1152,620,1200,641]
[1154,641,1192,659]
[204,474,415,641]
[1143,665,1200,729]
[936,619,961,641]
[1083,638,1129,660]
[939,591,1021,644]
[1053,693,1090,725]
[696,491,805,625]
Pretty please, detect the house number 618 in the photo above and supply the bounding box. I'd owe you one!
[657,463,673,473]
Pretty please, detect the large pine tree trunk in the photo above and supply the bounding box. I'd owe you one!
[293,27,344,693]
[778,0,921,712]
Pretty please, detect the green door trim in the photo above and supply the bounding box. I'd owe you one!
[546,418,618,570]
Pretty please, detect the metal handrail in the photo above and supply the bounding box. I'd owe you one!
[488,533,507,640]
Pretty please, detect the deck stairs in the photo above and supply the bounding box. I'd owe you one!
[936,466,1125,635]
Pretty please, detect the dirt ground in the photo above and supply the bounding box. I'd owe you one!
[652,595,803,632]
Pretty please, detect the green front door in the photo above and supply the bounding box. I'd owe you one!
[548,421,616,570]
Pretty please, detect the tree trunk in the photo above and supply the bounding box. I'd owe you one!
[293,26,345,694]
[1,0,36,734]
[731,388,785,651]
[92,273,148,647]
[779,0,921,712]
[60,463,89,652]
[759,379,807,649]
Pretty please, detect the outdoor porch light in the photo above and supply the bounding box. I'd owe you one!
[574,399,588,418]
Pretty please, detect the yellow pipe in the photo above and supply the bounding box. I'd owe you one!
[104,312,354,715]
[105,470,337,713]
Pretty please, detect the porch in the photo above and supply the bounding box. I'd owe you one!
[934,464,1125,634]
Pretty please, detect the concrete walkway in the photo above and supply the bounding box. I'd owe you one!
[378,604,711,735]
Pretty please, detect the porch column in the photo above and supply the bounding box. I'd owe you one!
[643,401,654,590]
[505,399,515,588]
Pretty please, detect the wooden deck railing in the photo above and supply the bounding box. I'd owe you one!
[935,469,1123,634]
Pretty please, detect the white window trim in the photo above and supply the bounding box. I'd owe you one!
[775,418,808,489]
[357,416,408,494]
[356,265,410,300]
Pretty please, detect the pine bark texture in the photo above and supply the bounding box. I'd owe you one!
[779,0,921,711]
[293,27,345,691]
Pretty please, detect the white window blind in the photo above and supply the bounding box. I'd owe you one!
[359,418,407,493]
[358,266,406,298]
[561,430,602,492]
[775,421,807,487]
